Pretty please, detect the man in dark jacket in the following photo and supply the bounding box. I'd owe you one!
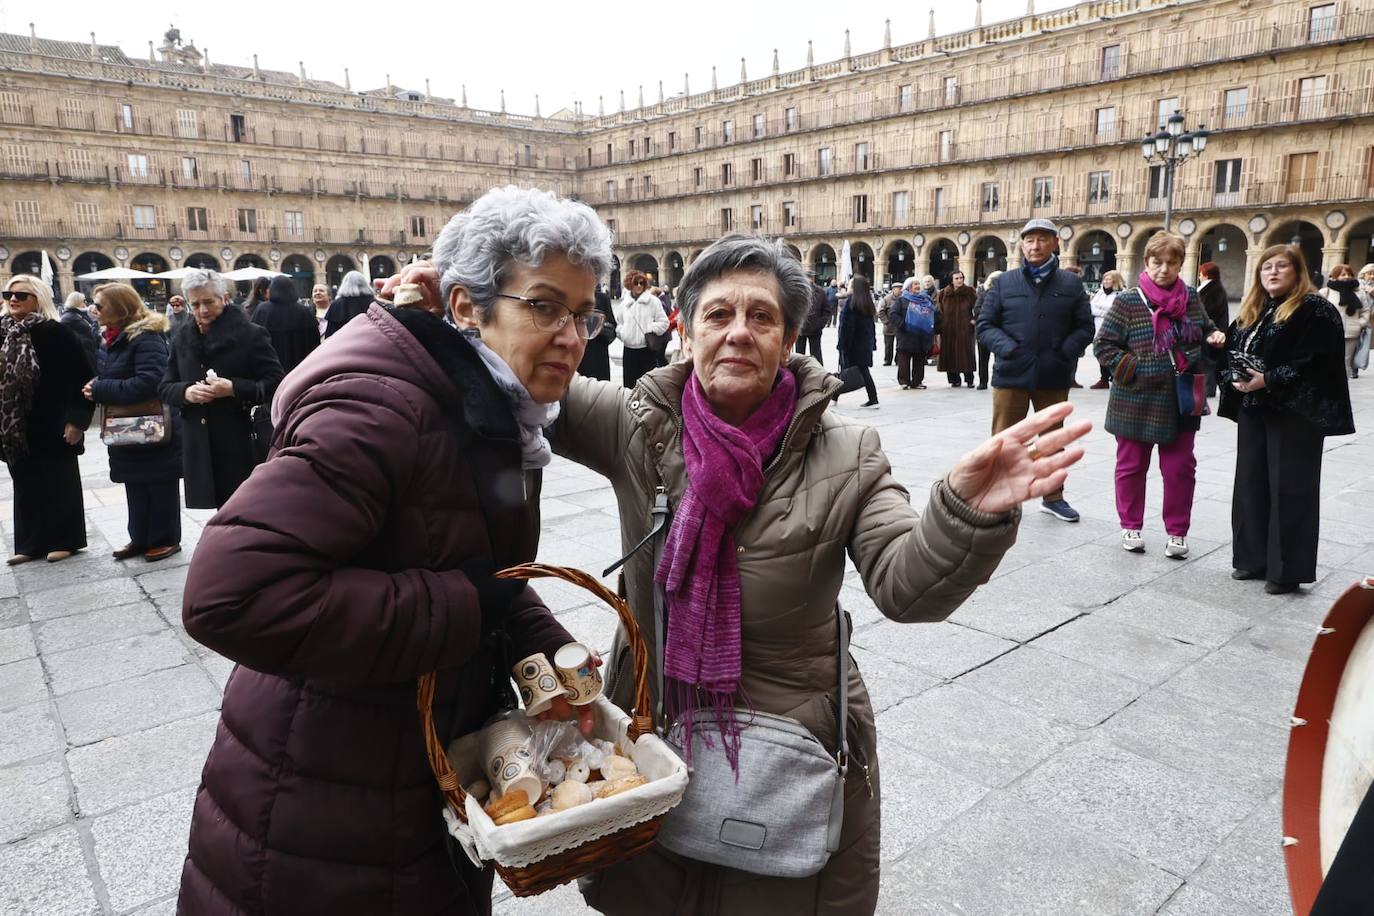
[60,293,99,368]
[796,280,833,364]
[252,276,320,375]
[977,218,1094,522]
[578,283,618,381]
[877,282,903,365]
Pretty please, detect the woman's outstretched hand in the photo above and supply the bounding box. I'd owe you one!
[376,261,443,316]
[946,402,1091,515]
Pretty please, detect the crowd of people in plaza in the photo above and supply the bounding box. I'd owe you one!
[1,180,1368,914]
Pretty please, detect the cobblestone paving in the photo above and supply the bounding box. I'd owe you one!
[3,333,1369,915]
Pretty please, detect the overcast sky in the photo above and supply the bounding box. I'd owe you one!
[5,0,1077,115]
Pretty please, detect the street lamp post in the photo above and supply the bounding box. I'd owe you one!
[1140,110,1210,232]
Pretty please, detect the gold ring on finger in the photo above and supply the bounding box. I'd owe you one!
[1027,443,1041,461]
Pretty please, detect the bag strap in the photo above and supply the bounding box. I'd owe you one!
[639,488,850,775]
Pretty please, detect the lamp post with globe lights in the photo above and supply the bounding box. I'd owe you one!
[1141,110,1210,232]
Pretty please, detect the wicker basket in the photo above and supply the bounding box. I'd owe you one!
[417,563,687,897]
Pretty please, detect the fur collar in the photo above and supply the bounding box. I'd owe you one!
[117,310,169,343]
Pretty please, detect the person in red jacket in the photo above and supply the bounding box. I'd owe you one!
[178,186,615,915]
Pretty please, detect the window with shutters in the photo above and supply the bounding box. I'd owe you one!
[120,103,134,130]
[132,205,156,230]
[1157,97,1181,130]
[752,113,765,138]
[782,201,796,228]
[628,138,637,158]
[933,187,946,220]
[1148,165,1168,201]
[937,130,953,163]
[181,156,198,181]
[285,210,305,237]
[3,144,32,173]
[722,120,734,142]
[721,162,733,185]
[75,202,100,226]
[642,137,650,157]
[785,107,798,131]
[892,191,910,225]
[854,142,870,170]
[605,179,616,201]
[898,85,913,111]
[751,205,763,230]
[1367,147,1374,191]
[981,183,1000,213]
[694,126,703,146]
[176,109,198,138]
[14,200,39,226]
[1032,178,1053,209]
[61,97,85,127]
[1094,107,1117,139]
[943,76,959,106]
[852,194,869,225]
[1223,87,1249,125]
[126,153,149,178]
[750,158,763,182]
[641,175,652,195]
[237,208,258,232]
[720,208,733,232]
[240,160,253,184]
[0,92,23,123]
[1214,159,1242,205]
[408,215,427,238]
[1285,152,1319,196]
[1042,55,1064,90]
[1309,4,1336,43]
[783,152,797,177]
[1088,171,1111,204]
[1298,76,1328,118]
[68,148,92,177]
[692,167,703,188]
[1101,45,1122,80]
[818,147,833,176]
[1161,31,1188,68]
[668,131,677,151]
[186,207,208,231]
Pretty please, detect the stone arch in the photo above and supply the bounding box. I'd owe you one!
[927,238,959,286]
[1073,231,1117,290]
[368,255,397,283]
[185,252,220,271]
[1194,223,1247,292]
[664,250,687,287]
[883,240,915,284]
[281,254,316,299]
[1341,216,1374,272]
[325,254,357,290]
[972,236,1009,285]
[131,252,171,307]
[810,243,837,285]
[850,242,875,282]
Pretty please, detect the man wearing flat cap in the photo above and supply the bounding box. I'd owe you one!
[976,218,1094,522]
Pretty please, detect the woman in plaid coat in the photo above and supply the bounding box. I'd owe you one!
[1093,233,1225,558]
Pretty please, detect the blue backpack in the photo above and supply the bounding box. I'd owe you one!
[903,293,935,336]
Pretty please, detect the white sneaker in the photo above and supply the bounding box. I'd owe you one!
[1120,529,1144,552]
[1165,536,1189,559]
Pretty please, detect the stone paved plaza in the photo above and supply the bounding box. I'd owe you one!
[4,333,1371,915]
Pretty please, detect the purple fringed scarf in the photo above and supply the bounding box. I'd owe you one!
[1139,272,1196,368]
[656,368,798,773]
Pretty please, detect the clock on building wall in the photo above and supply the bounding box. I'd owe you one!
[957,231,971,247]
[913,234,926,248]
[114,246,129,261]
[168,247,183,261]
[1177,219,1196,237]
[1058,225,1074,241]
[56,246,72,260]
[1248,216,1268,235]
[396,251,408,262]
[220,247,234,261]
[0,247,10,262]
[269,249,281,262]
[1325,211,1347,230]
[1116,223,1132,239]
[313,250,326,262]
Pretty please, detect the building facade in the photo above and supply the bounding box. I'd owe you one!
[2,0,1373,305]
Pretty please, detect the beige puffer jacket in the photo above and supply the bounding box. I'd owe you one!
[554,355,1018,915]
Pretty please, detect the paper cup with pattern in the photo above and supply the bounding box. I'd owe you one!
[512,652,564,716]
[478,715,542,804]
[554,642,603,706]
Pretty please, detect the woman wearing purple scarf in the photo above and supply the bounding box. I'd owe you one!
[1094,233,1226,559]
[556,234,1090,914]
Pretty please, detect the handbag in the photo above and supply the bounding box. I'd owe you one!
[832,366,868,396]
[1173,348,1211,417]
[99,399,171,446]
[643,495,850,879]
[247,404,273,464]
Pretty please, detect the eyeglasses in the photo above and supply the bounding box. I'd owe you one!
[495,293,605,340]
[1,291,35,303]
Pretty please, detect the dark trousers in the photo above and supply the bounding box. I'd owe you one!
[126,481,182,548]
[1232,408,1324,584]
[976,342,991,387]
[622,346,658,390]
[796,333,824,365]
[883,334,895,365]
[835,365,878,403]
[991,387,1069,503]
[946,371,974,386]
[895,349,926,388]
[9,452,86,556]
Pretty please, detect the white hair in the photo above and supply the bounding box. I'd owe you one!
[181,268,228,299]
[336,270,372,298]
[64,291,87,310]
[677,234,812,335]
[432,185,613,320]
[902,276,922,293]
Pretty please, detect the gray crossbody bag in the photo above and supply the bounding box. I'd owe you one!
[622,489,851,878]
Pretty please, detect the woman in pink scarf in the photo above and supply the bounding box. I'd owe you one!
[1094,232,1226,559]
[550,235,1091,915]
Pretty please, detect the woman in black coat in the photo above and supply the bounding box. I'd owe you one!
[160,271,284,510]
[1220,244,1353,594]
[1,276,95,563]
[85,283,183,561]
[252,276,320,375]
[577,284,618,380]
[835,274,879,407]
[322,270,376,339]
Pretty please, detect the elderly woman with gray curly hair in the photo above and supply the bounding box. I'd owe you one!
[177,186,612,915]
[557,234,1090,915]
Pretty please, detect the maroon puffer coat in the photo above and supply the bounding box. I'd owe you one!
[178,305,572,915]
